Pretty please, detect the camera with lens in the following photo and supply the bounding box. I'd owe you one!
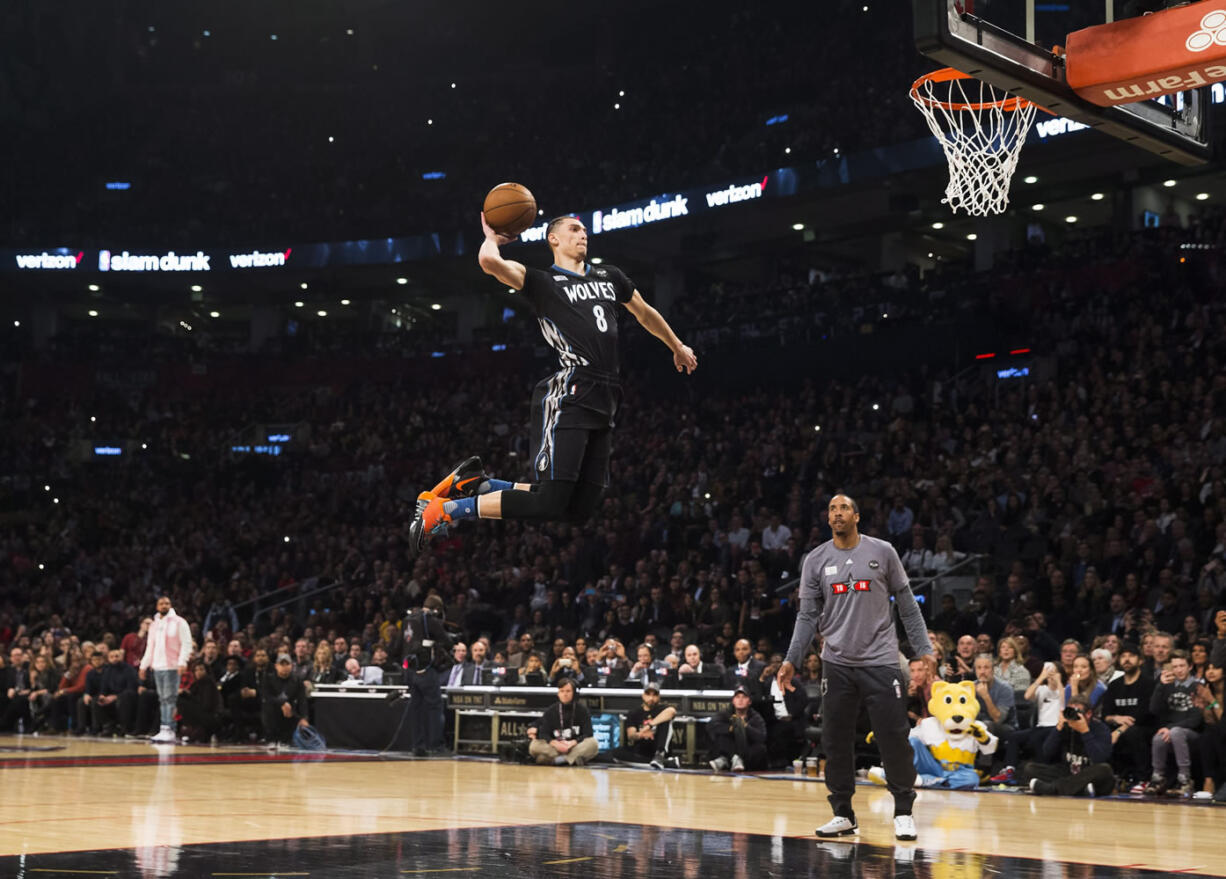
[1062,705,1083,720]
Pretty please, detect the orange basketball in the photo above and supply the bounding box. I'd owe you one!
[483,182,537,237]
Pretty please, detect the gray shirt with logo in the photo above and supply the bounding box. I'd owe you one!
[784,534,933,668]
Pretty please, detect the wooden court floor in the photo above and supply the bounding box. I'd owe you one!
[0,734,1222,878]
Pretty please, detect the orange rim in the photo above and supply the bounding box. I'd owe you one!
[910,67,1034,112]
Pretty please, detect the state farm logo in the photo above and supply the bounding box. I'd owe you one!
[1186,9,1226,52]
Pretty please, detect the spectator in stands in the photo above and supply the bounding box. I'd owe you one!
[75,651,106,735]
[1194,662,1223,800]
[1019,693,1115,798]
[177,660,222,743]
[93,648,139,736]
[611,681,678,769]
[1146,650,1203,797]
[25,654,57,732]
[906,656,935,725]
[0,647,29,731]
[306,643,338,688]
[1102,642,1155,792]
[291,639,312,680]
[121,618,150,668]
[1058,640,1081,681]
[991,661,1065,786]
[526,678,598,766]
[200,640,225,681]
[901,532,933,577]
[549,647,583,688]
[1143,632,1174,679]
[1065,655,1107,711]
[722,639,762,697]
[707,684,767,772]
[1091,648,1123,688]
[583,639,628,688]
[262,653,310,745]
[468,640,491,684]
[339,658,365,684]
[444,643,470,689]
[973,654,1016,740]
[676,644,723,688]
[49,652,89,732]
[947,635,977,683]
[994,637,1031,691]
[363,646,394,684]
[519,654,548,687]
[235,648,272,739]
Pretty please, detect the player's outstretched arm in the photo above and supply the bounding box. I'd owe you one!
[478,212,527,290]
[623,290,697,374]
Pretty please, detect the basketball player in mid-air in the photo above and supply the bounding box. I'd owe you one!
[409,212,697,554]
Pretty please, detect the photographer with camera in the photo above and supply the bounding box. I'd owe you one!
[403,594,456,756]
[526,678,598,766]
[1018,693,1115,797]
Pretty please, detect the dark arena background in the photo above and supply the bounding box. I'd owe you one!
[2,1,1225,877]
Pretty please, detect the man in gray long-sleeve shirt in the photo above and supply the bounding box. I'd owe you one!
[778,494,933,843]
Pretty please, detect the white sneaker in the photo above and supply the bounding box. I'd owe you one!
[150,728,175,743]
[894,814,917,841]
[730,754,745,772]
[815,816,858,837]
[867,766,887,786]
[709,756,730,771]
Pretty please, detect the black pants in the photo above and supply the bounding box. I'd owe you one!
[1019,761,1115,796]
[707,726,768,770]
[262,705,299,744]
[610,746,657,764]
[1198,719,1226,785]
[92,692,136,734]
[49,693,79,732]
[178,695,221,740]
[408,666,444,751]
[1004,725,1053,767]
[1111,723,1153,781]
[822,662,916,818]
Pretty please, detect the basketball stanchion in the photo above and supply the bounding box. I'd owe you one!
[910,67,1043,216]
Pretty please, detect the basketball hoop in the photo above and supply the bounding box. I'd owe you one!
[910,68,1039,216]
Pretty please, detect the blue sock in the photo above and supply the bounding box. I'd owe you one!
[480,478,515,494]
[443,497,478,521]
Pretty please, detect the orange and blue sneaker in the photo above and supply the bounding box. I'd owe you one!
[410,457,487,555]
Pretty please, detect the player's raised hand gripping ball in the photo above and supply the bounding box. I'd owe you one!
[483,182,537,237]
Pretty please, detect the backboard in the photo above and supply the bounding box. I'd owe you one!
[913,0,1213,165]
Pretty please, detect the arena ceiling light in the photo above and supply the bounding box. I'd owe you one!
[966,233,977,240]
[340,299,351,305]
[1023,176,1038,184]
[190,285,202,292]
[792,223,804,230]
[931,221,944,229]
[1091,193,1104,201]
[431,303,442,310]
[317,309,327,317]
[300,282,309,290]
[1032,204,1045,211]
[294,300,304,307]
[88,309,99,317]
[590,258,603,264]
[12,320,19,327]
[396,277,408,285]
[1065,215,1078,223]
[1196,192,1210,200]
[88,284,100,292]
[1164,179,1177,187]
[209,311,220,318]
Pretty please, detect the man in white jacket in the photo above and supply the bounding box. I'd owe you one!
[139,596,194,743]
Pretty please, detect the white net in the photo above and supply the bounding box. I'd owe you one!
[910,70,1038,216]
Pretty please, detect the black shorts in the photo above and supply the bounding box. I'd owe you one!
[529,372,622,485]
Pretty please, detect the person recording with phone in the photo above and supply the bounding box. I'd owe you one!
[549,646,583,687]
[1018,693,1115,797]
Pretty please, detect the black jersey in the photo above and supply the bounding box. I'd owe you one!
[518,263,635,382]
